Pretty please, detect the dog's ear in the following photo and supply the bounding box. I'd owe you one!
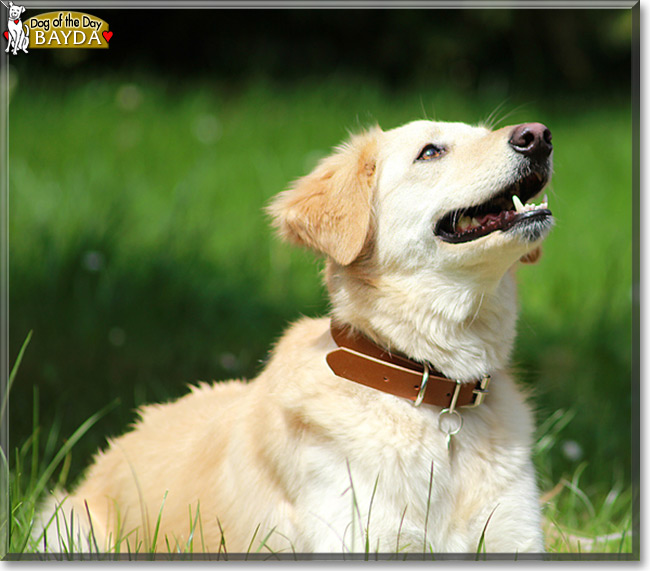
[21,6,25,13]
[267,127,381,266]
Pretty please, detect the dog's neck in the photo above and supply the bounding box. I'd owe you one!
[326,262,519,381]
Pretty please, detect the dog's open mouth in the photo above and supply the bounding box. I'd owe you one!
[434,172,552,243]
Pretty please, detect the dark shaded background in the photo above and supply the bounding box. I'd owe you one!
[14,9,631,96]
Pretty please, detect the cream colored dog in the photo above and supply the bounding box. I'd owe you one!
[34,119,554,555]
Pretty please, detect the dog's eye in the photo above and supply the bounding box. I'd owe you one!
[416,144,445,161]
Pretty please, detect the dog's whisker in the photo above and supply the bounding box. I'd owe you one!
[482,100,510,130]
[494,102,535,130]
[419,97,430,121]
[467,293,485,328]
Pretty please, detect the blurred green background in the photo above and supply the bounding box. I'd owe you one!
[7,8,634,511]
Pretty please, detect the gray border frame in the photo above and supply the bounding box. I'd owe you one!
[0,0,640,561]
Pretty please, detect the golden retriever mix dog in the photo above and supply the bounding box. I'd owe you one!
[34,119,554,555]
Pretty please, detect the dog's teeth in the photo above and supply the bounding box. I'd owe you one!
[471,217,481,228]
[534,194,549,211]
[512,195,525,213]
[457,216,472,230]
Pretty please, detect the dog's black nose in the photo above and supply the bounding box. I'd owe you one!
[509,123,553,159]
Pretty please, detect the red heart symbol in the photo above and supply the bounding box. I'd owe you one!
[3,31,7,41]
[102,30,113,43]
[14,20,19,24]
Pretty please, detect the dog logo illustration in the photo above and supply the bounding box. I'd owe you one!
[3,1,29,55]
[4,8,112,50]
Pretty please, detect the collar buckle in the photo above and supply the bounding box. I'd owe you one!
[464,374,491,408]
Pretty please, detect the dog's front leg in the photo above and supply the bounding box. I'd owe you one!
[469,471,545,554]
[16,29,26,54]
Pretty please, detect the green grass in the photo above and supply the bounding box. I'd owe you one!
[6,384,634,558]
[5,366,635,559]
[6,73,634,557]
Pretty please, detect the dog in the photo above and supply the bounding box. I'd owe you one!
[5,2,29,55]
[33,119,554,555]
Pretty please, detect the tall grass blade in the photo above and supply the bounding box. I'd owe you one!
[30,387,40,493]
[1,334,32,557]
[364,473,380,559]
[185,501,203,554]
[254,525,277,554]
[245,523,261,559]
[617,527,627,555]
[149,490,168,555]
[534,408,576,457]
[394,505,408,555]
[31,399,118,501]
[2,331,32,421]
[84,499,100,555]
[345,459,363,552]
[422,461,434,556]
[475,504,498,560]
[216,518,228,560]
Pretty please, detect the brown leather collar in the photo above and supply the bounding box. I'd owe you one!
[326,320,490,409]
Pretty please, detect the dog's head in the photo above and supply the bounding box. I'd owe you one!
[8,2,26,20]
[269,120,553,283]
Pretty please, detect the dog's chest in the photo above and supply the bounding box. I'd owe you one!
[290,398,517,552]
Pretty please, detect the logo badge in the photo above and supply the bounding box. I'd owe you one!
[3,2,112,55]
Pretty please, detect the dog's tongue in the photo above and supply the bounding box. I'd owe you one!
[475,212,502,226]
